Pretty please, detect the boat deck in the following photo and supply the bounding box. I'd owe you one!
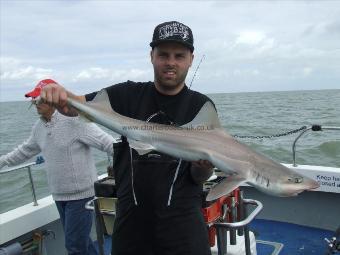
[94,219,335,255]
[250,219,334,255]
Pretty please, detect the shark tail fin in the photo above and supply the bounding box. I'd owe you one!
[68,89,114,123]
[86,89,115,114]
[206,175,246,201]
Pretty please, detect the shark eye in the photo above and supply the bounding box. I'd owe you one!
[294,177,303,183]
[288,177,303,183]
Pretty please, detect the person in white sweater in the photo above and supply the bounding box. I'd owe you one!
[0,79,116,255]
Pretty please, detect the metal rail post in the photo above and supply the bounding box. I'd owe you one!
[27,166,38,206]
[292,125,340,166]
[214,199,263,255]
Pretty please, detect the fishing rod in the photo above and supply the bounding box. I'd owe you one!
[189,54,205,90]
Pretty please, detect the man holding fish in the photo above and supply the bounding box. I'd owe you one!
[39,21,319,255]
[40,21,215,255]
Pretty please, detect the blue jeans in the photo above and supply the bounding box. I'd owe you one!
[55,197,98,255]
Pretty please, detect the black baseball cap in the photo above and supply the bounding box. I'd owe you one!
[150,21,194,52]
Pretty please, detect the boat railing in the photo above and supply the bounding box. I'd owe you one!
[213,198,263,255]
[0,156,45,206]
[292,125,340,166]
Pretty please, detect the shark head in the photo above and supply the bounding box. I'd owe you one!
[244,153,320,197]
[258,171,320,197]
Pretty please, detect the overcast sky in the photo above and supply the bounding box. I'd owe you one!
[1,0,339,102]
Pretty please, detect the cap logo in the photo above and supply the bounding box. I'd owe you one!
[158,22,190,41]
[150,21,194,51]
[38,80,49,88]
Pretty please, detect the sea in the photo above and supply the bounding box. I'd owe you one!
[0,89,339,214]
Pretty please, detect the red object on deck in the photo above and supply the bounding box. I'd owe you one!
[202,198,223,224]
[202,188,240,247]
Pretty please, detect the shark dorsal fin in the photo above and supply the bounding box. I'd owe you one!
[182,101,221,130]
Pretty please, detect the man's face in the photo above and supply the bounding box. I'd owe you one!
[32,100,54,118]
[151,42,194,95]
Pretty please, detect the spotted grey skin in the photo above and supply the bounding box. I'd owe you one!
[67,90,319,201]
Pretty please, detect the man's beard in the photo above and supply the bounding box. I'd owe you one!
[154,68,188,91]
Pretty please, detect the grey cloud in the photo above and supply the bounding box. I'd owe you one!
[304,20,340,38]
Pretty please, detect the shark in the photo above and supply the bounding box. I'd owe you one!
[67,89,319,201]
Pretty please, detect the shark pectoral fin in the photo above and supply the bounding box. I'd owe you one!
[128,139,155,155]
[206,175,246,201]
[181,101,221,130]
